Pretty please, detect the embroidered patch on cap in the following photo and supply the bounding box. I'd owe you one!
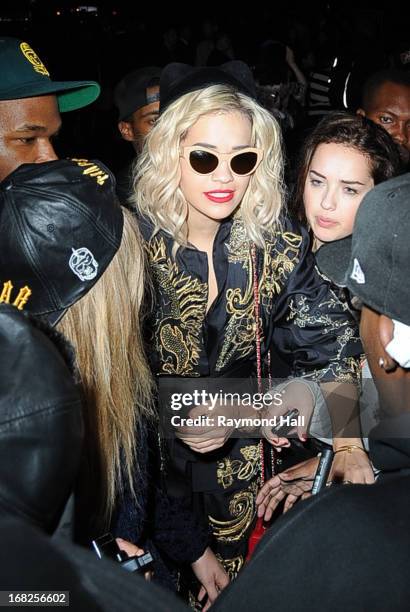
[0,280,32,310]
[20,42,50,77]
[71,159,109,186]
[350,258,365,284]
[69,248,98,282]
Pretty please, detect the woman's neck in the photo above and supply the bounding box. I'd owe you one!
[187,208,221,251]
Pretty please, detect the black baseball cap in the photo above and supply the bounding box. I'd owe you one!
[0,37,100,111]
[0,304,83,532]
[114,67,161,121]
[0,159,123,325]
[159,61,257,113]
[316,173,410,326]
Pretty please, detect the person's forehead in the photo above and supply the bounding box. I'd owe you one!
[133,99,159,120]
[370,81,410,111]
[186,111,252,138]
[0,95,60,128]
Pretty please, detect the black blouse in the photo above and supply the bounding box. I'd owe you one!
[136,213,362,576]
[138,214,361,382]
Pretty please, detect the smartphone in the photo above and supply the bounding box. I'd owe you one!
[92,533,154,573]
[271,408,300,437]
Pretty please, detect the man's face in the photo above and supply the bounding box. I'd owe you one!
[0,95,61,183]
[359,81,410,165]
[118,85,159,153]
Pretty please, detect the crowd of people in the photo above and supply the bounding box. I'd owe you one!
[0,24,410,611]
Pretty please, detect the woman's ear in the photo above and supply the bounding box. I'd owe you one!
[378,314,397,372]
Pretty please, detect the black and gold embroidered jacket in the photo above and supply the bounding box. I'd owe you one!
[137,212,362,578]
[138,214,361,382]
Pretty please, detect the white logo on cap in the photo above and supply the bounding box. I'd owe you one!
[350,258,365,284]
[69,248,98,282]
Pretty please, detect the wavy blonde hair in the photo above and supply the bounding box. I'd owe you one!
[132,85,285,249]
[58,209,153,524]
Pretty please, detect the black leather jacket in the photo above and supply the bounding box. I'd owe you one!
[0,305,83,534]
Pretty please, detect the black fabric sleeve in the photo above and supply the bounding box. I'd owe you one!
[111,420,209,564]
[269,218,362,382]
[152,486,209,565]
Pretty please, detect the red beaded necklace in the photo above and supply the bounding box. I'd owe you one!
[247,243,274,560]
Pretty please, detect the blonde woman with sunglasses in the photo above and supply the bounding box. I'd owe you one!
[132,62,362,600]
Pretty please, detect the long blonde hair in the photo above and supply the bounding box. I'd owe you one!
[58,209,153,523]
[132,85,285,249]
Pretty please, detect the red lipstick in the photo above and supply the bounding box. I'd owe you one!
[204,190,234,203]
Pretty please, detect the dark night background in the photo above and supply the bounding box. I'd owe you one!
[1,0,409,173]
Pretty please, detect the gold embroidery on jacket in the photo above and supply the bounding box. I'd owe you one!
[216,280,255,371]
[286,283,361,384]
[216,444,261,489]
[148,236,207,375]
[147,222,305,375]
[216,554,244,580]
[209,481,259,543]
[226,219,251,266]
[216,222,302,371]
[259,230,301,300]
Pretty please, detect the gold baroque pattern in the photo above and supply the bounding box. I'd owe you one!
[287,293,361,383]
[216,444,261,489]
[216,553,244,580]
[147,236,207,375]
[216,222,302,371]
[148,222,304,375]
[216,220,256,369]
[209,481,259,543]
[259,230,302,302]
[225,219,252,266]
[286,294,349,330]
[216,286,256,370]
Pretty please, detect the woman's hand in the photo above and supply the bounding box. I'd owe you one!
[191,546,229,611]
[261,380,315,448]
[175,404,234,453]
[330,439,375,485]
[115,538,153,581]
[256,456,319,519]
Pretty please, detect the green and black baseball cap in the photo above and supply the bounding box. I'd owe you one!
[0,37,100,112]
